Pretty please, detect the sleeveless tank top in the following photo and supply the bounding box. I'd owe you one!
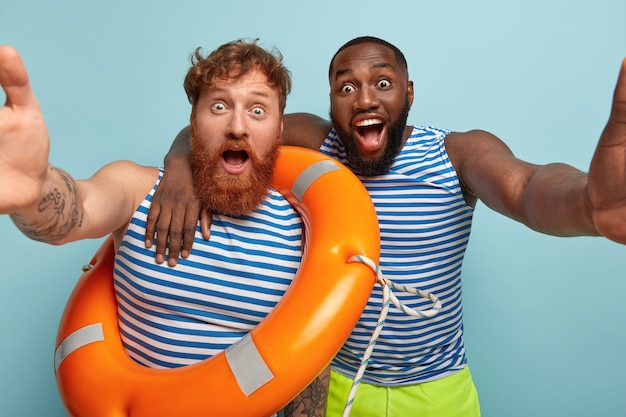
[113,169,303,369]
[320,126,474,385]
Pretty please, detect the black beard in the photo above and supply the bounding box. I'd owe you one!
[330,99,410,177]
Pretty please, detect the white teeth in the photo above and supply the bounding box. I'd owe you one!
[355,118,383,127]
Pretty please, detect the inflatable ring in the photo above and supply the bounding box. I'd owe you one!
[54,146,380,417]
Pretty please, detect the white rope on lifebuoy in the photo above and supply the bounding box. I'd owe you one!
[342,255,443,417]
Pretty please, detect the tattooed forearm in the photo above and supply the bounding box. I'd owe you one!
[283,368,330,417]
[10,166,83,244]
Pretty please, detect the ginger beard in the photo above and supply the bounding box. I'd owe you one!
[189,122,280,217]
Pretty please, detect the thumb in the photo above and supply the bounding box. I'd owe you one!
[608,57,626,125]
[0,46,37,108]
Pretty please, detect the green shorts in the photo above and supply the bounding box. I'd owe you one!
[325,367,481,417]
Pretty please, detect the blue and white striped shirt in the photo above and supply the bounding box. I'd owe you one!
[114,169,303,369]
[320,126,474,385]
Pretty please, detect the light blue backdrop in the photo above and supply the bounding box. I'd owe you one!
[1,1,624,416]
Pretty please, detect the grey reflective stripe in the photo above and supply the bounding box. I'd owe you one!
[54,323,105,373]
[291,160,340,201]
[225,333,274,396]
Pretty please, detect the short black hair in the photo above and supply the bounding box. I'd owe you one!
[328,36,408,79]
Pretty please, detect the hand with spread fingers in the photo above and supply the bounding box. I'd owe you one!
[0,46,50,215]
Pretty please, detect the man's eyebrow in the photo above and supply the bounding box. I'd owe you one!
[211,85,274,99]
[372,62,393,71]
[334,68,352,79]
[249,88,273,99]
[333,62,394,80]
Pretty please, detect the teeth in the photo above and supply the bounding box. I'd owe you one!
[355,118,383,127]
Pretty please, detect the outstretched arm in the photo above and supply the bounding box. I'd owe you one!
[10,161,154,245]
[449,57,626,244]
[0,45,154,244]
[448,129,598,237]
[0,45,79,240]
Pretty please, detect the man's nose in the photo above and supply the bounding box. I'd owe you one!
[354,86,380,111]
[226,108,249,138]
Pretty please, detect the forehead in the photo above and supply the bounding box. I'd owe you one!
[330,42,403,81]
[209,68,278,100]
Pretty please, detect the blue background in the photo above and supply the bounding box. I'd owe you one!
[1,1,625,416]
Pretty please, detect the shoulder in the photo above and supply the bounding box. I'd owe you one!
[443,129,514,205]
[444,129,512,166]
[283,113,332,150]
[74,162,158,241]
[95,159,150,172]
[92,160,158,183]
[87,161,158,208]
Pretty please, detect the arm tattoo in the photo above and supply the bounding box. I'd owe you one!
[11,166,83,244]
[283,370,330,417]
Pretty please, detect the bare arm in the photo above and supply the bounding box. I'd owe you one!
[446,130,596,236]
[9,164,84,245]
[10,161,156,245]
[447,57,626,244]
[0,45,156,245]
[144,125,208,266]
[282,113,332,149]
[283,366,330,417]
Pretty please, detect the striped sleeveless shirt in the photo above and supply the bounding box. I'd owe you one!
[113,169,303,369]
[320,126,474,385]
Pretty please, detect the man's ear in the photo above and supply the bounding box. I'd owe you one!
[407,80,415,107]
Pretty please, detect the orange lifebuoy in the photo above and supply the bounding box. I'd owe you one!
[54,146,380,417]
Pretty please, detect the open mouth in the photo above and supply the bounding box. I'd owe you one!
[354,118,386,152]
[221,149,249,174]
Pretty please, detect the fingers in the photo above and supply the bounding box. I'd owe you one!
[0,46,36,108]
[179,214,199,261]
[165,214,185,267]
[145,194,204,266]
[144,200,174,265]
[167,203,204,265]
[614,57,626,105]
[587,58,626,243]
[607,57,626,126]
[596,57,626,149]
[153,211,173,265]
[592,58,626,154]
[145,207,172,265]
[200,208,212,240]
[144,202,160,249]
